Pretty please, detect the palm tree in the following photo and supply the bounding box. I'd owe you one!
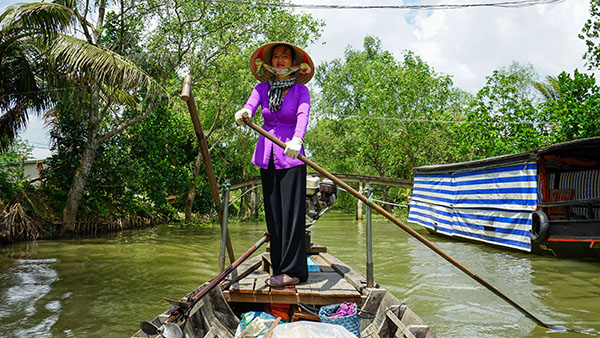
[534,75,561,100]
[0,3,75,151]
[0,1,164,235]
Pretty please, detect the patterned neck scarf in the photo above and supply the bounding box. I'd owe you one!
[268,74,296,112]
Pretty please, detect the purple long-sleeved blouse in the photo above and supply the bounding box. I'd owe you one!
[244,81,310,169]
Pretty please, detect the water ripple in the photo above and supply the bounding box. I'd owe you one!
[0,258,60,338]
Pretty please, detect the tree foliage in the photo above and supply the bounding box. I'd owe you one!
[5,0,600,236]
[1,0,322,232]
[0,3,76,150]
[309,37,467,209]
[580,0,600,69]
[454,62,550,159]
[540,69,600,142]
[0,139,33,202]
[310,37,466,178]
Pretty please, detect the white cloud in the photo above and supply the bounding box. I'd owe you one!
[295,0,592,93]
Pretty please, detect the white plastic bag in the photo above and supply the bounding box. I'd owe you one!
[271,321,356,338]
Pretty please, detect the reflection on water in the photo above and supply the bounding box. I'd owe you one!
[0,213,598,337]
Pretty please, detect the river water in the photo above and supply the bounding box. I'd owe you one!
[0,213,598,337]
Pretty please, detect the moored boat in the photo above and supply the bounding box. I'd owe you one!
[131,242,437,338]
[408,136,600,260]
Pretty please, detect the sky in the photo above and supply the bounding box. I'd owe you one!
[295,0,590,93]
[1,0,593,159]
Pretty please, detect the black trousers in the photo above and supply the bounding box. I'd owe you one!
[261,157,308,282]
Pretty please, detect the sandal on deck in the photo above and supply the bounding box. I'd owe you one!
[265,274,299,287]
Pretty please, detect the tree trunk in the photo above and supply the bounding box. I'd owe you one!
[241,166,251,220]
[250,183,260,218]
[185,152,203,222]
[59,88,103,236]
[382,185,391,212]
[59,0,109,236]
[241,189,250,220]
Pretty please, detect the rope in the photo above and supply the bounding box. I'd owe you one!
[338,187,409,208]
[7,89,557,127]
[189,97,558,126]
[210,184,262,217]
[370,197,408,208]
[321,114,557,126]
[228,184,261,206]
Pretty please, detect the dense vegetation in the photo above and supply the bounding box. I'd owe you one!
[2,0,600,242]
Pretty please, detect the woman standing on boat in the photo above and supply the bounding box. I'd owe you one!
[235,42,314,287]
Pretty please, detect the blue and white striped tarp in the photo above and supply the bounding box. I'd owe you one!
[408,162,537,251]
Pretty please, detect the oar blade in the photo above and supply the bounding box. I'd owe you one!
[158,323,184,338]
[546,325,588,335]
[140,321,159,335]
[547,325,568,332]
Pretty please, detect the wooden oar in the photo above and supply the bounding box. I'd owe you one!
[244,120,567,332]
[140,234,269,337]
[181,74,235,270]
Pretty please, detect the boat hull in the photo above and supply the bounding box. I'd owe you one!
[132,250,438,338]
[424,226,600,261]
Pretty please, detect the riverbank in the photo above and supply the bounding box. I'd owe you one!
[0,187,172,244]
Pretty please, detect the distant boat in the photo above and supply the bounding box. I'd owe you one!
[408,137,600,260]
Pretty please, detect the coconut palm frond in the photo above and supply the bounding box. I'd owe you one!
[533,82,551,99]
[534,75,561,101]
[546,75,560,92]
[109,89,138,109]
[0,38,50,151]
[0,2,76,38]
[0,102,29,151]
[50,34,167,98]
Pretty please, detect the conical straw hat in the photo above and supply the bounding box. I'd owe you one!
[249,42,314,84]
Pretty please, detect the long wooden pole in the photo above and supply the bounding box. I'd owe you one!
[145,234,269,332]
[244,120,562,331]
[190,234,268,304]
[181,75,235,265]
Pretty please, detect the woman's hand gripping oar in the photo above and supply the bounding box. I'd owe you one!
[242,120,573,333]
[140,234,270,338]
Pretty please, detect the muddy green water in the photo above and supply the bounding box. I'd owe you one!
[0,213,598,337]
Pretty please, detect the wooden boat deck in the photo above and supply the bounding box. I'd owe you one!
[223,251,364,306]
[132,244,438,338]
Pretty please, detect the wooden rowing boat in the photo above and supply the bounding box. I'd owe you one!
[131,244,437,338]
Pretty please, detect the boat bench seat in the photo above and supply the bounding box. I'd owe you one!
[547,189,574,219]
[223,253,363,306]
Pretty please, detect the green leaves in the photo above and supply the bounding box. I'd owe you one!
[49,34,163,96]
[0,3,78,151]
[540,69,600,142]
[580,0,600,69]
[0,2,76,40]
[35,0,323,218]
[310,37,466,182]
[456,62,549,159]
